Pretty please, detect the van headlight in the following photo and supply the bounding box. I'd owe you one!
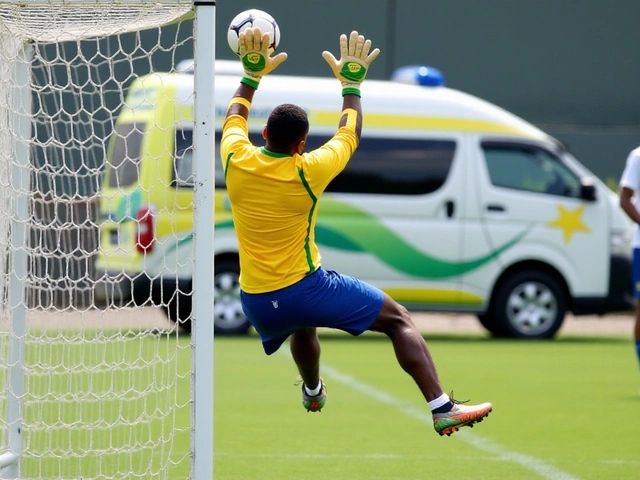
[611,229,632,256]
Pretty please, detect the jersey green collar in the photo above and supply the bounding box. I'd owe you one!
[260,147,292,158]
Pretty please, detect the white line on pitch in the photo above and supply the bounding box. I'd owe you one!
[215,452,639,467]
[280,350,581,480]
[215,452,497,461]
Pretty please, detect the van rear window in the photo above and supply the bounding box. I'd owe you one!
[209,133,456,195]
[174,129,265,188]
[305,135,457,195]
[107,123,144,189]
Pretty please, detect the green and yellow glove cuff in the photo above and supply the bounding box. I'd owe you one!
[341,83,361,97]
[340,60,366,96]
[240,75,261,89]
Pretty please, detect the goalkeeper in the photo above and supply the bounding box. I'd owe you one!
[220,27,493,436]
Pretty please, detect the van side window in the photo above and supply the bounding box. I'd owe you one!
[482,142,582,198]
[174,129,195,188]
[304,135,457,195]
[107,123,144,188]
[174,130,264,189]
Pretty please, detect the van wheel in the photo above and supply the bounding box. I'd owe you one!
[213,258,251,335]
[489,270,566,339]
[162,283,193,334]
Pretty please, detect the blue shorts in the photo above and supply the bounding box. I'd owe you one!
[240,267,385,355]
[633,248,640,298]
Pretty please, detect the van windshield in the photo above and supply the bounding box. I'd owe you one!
[107,122,145,189]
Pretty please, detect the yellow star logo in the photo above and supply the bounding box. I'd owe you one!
[547,205,590,243]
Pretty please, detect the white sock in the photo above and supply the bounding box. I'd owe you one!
[427,393,450,411]
[304,381,322,396]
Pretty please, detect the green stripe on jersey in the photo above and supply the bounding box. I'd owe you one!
[224,152,234,181]
[297,167,317,274]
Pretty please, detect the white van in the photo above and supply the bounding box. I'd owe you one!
[95,60,633,338]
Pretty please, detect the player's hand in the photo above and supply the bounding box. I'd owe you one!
[239,27,287,87]
[322,31,380,95]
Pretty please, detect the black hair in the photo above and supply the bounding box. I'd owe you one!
[266,104,309,152]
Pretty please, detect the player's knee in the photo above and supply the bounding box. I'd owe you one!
[372,300,412,336]
[392,306,413,335]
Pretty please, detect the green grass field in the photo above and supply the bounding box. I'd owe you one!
[3,329,640,479]
[215,331,640,480]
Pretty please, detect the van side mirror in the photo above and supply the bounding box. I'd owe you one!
[580,177,597,202]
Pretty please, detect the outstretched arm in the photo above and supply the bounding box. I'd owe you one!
[221,27,287,174]
[300,31,380,194]
[225,27,288,121]
[323,31,380,142]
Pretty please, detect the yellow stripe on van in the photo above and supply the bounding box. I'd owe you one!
[383,288,483,305]
[310,111,544,139]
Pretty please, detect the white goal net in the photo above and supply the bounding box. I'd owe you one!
[0,1,214,478]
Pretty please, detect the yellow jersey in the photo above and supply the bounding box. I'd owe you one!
[220,109,359,293]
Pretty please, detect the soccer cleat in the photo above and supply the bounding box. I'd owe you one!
[433,397,493,437]
[297,378,327,412]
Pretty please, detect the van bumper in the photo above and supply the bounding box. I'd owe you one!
[572,254,633,315]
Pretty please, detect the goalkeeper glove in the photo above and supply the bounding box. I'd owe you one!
[239,27,288,89]
[322,31,380,97]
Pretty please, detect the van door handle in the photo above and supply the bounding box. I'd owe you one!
[445,200,455,218]
[486,204,506,212]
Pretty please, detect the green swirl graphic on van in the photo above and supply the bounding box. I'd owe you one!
[314,223,526,278]
[213,197,529,279]
[314,198,528,278]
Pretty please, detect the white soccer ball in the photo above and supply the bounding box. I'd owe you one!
[227,9,281,57]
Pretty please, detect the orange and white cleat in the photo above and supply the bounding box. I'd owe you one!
[433,399,493,436]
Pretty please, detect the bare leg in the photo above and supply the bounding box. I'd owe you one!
[290,327,321,389]
[634,303,640,373]
[369,294,444,402]
[635,302,640,342]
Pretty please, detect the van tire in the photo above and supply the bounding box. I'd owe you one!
[476,313,507,337]
[488,270,566,339]
[160,259,251,336]
[213,258,251,336]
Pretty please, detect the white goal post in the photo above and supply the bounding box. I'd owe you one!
[0,0,215,478]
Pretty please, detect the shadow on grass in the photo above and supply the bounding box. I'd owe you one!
[210,330,631,346]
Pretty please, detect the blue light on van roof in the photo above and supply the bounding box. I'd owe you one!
[392,65,445,87]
